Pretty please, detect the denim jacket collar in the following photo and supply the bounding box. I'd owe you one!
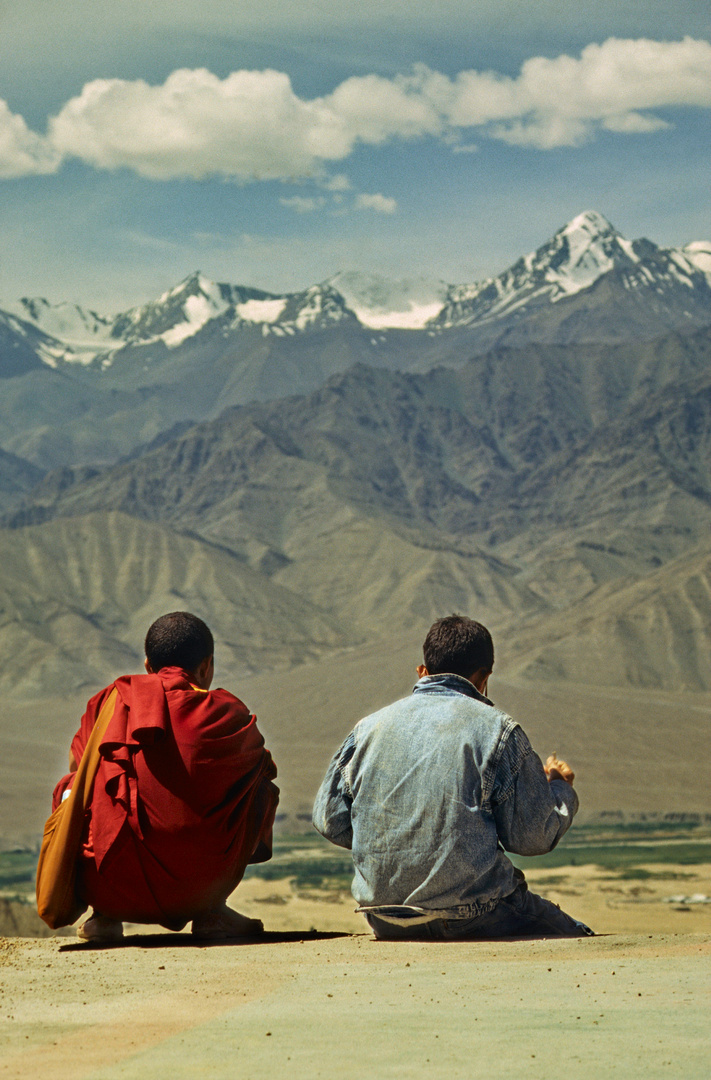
[413,673,493,707]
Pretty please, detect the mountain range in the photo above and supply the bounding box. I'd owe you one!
[0,210,710,473]
[0,209,710,836]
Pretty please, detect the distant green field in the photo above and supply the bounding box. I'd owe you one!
[509,841,711,873]
[4,819,709,899]
[244,819,711,892]
[0,849,37,896]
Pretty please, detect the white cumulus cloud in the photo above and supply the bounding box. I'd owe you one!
[466,36,711,147]
[48,68,353,181]
[1,37,709,180]
[0,101,60,178]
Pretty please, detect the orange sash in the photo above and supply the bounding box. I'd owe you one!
[36,689,118,929]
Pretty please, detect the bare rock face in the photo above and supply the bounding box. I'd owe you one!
[0,314,709,697]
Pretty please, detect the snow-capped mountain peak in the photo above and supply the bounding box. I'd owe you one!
[111,272,233,347]
[431,211,711,330]
[547,210,639,295]
[1,211,709,377]
[243,283,358,338]
[682,240,711,280]
[11,297,114,342]
[0,297,120,367]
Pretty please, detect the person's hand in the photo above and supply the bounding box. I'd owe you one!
[545,753,575,785]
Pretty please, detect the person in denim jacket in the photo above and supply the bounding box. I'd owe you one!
[313,614,593,939]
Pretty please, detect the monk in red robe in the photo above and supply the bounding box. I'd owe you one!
[52,611,279,943]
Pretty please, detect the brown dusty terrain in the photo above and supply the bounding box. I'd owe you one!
[0,927,708,1080]
[2,868,710,1079]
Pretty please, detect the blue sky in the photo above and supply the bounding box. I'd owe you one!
[0,0,709,310]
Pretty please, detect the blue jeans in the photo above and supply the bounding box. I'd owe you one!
[365,883,594,940]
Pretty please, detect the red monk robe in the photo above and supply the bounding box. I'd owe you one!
[53,666,278,930]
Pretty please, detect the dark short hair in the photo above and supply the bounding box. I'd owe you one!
[422,614,494,678]
[144,612,214,673]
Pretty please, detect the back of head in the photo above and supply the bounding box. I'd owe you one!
[144,611,214,674]
[422,614,493,679]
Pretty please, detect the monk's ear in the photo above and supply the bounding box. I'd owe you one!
[144,657,155,675]
[193,654,214,690]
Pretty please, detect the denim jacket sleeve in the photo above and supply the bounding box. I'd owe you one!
[312,732,356,849]
[491,725,579,856]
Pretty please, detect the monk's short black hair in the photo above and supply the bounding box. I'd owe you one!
[422,614,494,678]
[144,611,214,673]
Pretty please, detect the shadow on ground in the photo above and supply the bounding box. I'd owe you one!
[59,929,351,951]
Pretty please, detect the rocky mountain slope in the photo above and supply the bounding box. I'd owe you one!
[0,512,345,698]
[2,213,710,838]
[504,538,711,690]
[4,315,711,696]
[14,325,711,541]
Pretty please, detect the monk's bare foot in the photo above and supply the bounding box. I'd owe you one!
[191,905,264,939]
[77,912,124,944]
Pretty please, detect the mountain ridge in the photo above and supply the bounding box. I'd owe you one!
[0,214,710,708]
[4,211,710,370]
[0,211,709,471]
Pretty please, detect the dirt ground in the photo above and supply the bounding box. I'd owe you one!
[1,867,710,1080]
[0,929,708,1080]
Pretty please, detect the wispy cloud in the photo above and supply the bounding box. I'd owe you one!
[279,195,327,213]
[1,37,709,181]
[355,193,397,214]
[319,173,352,191]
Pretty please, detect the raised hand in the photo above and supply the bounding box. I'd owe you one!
[544,753,575,785]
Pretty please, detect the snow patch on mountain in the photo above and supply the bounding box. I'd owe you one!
[293,286,348,330]
[4,297,119,364]
[11,298,113,343]
[328,271,448,329]
[235,298,287,324]
[682,241,711,281]
[161,289,226,346]
[150,275,229,347]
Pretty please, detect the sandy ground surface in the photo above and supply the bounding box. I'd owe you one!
[1,872,710,1080]
[0,929,708,1080]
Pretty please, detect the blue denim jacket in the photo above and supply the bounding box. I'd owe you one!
[312,674,578,918]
